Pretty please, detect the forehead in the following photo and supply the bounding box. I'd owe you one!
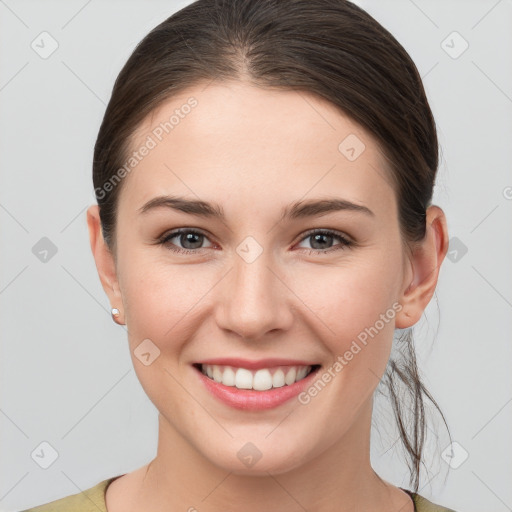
[120,81,395,217]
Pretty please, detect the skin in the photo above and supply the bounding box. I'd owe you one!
[87,81,449,512]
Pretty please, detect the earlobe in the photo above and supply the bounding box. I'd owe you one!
[86,205,124,320]
[395,205,449,329]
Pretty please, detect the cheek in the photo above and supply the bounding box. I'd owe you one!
[287,251,402,388]
[118,250,217,342]
[292,253,401,337]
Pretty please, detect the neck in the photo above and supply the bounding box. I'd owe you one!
[121,400,408,512]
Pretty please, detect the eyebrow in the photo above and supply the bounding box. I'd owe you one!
[138,195,374,220]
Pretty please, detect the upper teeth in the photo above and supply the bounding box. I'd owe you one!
[201,364,312,391]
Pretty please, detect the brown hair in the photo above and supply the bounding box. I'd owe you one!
[93,0,451,492]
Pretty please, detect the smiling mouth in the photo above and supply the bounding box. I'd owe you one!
[193,363,321,391]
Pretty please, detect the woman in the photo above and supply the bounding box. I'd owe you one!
[24,0,457,510]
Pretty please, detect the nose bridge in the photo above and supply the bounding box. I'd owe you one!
[216,239,291,339]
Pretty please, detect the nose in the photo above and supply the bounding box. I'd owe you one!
[214,247,294,341]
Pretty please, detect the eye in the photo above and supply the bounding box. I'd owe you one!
[296,229,354,254]
[158,229,214,254]
[157,228,354,256]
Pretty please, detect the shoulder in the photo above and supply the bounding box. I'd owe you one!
[20,476,121,512]
[412,492,458,512]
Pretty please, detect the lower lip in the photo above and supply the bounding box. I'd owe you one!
[194,365,320,410]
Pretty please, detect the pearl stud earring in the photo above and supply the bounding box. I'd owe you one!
[111,308,122,324]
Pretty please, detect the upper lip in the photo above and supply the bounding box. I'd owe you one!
[194,358,319,370]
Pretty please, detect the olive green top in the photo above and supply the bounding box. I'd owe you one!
[21,475,457,511]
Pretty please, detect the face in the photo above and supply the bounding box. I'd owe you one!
[90,81,421,476]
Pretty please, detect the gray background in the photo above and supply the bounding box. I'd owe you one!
[1,0,511,511]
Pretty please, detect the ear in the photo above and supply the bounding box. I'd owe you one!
[395,205,449,329]
[86,205,125,323]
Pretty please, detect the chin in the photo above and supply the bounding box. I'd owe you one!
[201,438,313,476]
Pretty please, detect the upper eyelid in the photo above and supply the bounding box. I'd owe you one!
[299,228,352,241]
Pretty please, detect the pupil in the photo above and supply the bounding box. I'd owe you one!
[182,233,202,249]
[311,233,332,250]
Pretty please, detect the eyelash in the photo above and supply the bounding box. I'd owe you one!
[157,228,354,256]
